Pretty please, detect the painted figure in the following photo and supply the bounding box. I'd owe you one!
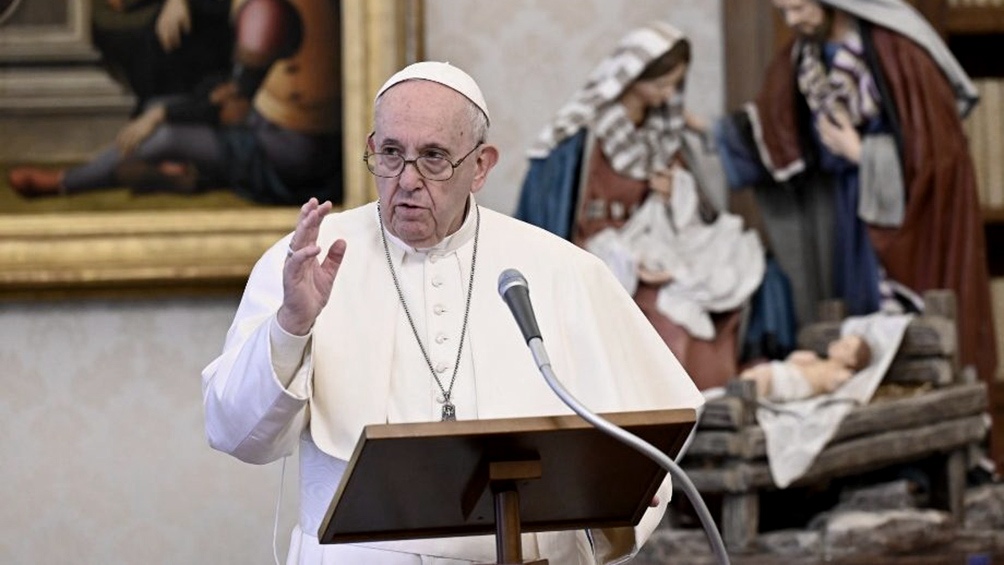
[714,0,996,382]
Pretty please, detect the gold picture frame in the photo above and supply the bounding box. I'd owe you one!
[0,0,424,300]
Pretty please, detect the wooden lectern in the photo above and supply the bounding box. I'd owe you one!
[317,408,696,565]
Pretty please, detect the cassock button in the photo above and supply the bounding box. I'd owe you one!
[433,305,446,315]
[431,276,443,288]
[435,363,448,373]
[435,334,448,344]
[429,254,440,263]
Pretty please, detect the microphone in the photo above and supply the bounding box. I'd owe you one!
[497,269,542,343]
[496,267,731,564]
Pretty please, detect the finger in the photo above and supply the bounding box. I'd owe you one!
[320,239,347,275]
[294,202,316,234]
[286,244,322,264]
[289,198,319,249]
[299,200,333,249]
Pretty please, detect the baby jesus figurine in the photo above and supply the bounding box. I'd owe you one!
[740,334,872,402]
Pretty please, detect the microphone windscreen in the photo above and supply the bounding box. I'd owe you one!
[497,268,527,297]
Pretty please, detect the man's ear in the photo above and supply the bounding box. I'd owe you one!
[470,144,499,194]
[366,132,376,152]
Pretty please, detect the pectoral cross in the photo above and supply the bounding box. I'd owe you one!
[441,401,456,422]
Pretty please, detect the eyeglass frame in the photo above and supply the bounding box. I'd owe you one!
[363,140,485,181]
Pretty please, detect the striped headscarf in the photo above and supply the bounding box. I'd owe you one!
[797,25,881,127]
[527,22,688,180]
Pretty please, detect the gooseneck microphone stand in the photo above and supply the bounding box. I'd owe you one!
[499,269,730,565]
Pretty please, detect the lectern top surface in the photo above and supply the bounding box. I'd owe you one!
[318,408,696,545]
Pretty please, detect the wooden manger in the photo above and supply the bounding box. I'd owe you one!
[678,291,990,551]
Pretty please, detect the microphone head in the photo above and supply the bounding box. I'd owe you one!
[498,268,542,342]
[497,268,528,297]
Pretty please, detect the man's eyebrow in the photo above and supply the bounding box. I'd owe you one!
[374,136,402,147]
[374,137,451,152]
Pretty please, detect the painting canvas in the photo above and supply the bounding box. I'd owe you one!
[0,0,422,298]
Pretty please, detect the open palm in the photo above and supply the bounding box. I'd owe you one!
[277,199,346,336]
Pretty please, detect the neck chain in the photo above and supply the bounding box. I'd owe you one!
[378,202,480,421]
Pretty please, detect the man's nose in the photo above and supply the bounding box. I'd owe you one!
[398,160,424,189]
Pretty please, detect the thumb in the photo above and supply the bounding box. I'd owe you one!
[320,239,347,276]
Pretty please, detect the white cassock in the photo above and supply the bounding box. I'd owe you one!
[202,197,704,564]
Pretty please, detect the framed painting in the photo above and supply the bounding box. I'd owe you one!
[0,0,423,299]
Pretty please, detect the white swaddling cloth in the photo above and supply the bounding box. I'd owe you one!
[585,168,765,339]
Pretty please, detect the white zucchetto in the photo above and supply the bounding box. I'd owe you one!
[375,61,490,125]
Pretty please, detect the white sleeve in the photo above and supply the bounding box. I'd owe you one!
[201,237,311,465]
[269,316,311,395]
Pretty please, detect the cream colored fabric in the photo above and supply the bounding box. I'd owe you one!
[202,199,704,563]
[764,361,813,402]
[584,168,765,339]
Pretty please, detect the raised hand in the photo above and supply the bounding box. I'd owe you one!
[155,0,192,53]
[816,110,862,164]
[277,198,346,336]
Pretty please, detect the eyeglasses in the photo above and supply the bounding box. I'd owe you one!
[364,142,483,181]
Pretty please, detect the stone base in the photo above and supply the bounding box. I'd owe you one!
[0,66,133,163]
[633,482,1004,564]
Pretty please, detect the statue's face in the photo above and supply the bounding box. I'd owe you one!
[630,63,689,109]
[773,0,830,40]
[828,335,866,369]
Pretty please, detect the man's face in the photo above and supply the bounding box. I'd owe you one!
[773,0,830,40]
[370,80,497,248]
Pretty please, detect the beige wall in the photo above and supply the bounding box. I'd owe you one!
[0,298,300,563]
[0,2,724,563]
